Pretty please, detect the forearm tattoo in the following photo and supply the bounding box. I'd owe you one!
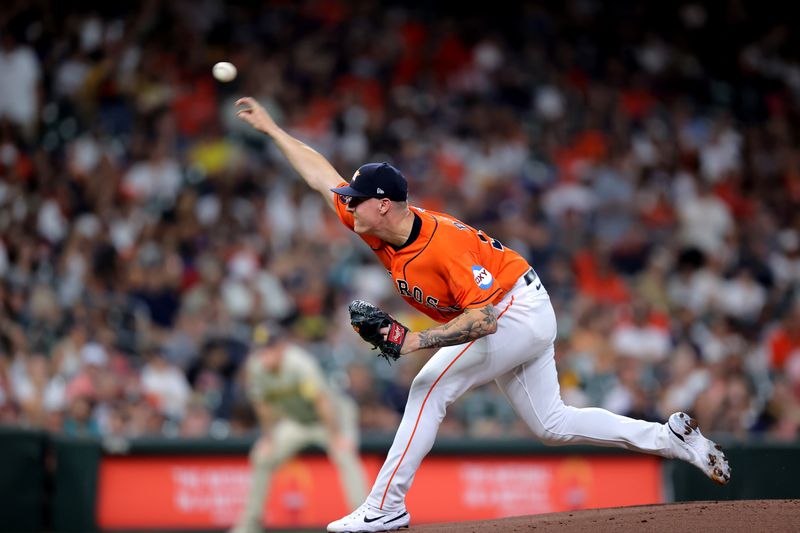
[418,305,497,349]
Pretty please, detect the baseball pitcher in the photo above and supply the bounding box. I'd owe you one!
[235,97,731,533]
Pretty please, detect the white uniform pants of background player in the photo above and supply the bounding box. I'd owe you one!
[239,397,367,531]
[367,275,677,512]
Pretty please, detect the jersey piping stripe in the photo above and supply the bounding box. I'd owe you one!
[401,216,438,281]
[378,295,516,510]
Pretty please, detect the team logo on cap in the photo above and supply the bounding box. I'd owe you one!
[352,170,360,182]
[472,265,494,289]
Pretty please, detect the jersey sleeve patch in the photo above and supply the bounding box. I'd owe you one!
[471,265,494,290]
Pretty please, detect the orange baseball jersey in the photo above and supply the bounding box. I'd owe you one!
[333,187,531,322]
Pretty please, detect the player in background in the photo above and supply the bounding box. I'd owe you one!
[229,324,367,533]
[234,97,731,533]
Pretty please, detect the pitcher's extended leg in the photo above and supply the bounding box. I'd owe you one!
[496,344,674,456]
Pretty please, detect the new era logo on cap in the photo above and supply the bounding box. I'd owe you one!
[331,162,408,201]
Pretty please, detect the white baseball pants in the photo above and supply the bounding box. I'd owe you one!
[366,275,676,512]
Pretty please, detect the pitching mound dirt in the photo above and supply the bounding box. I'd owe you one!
[408,499,800,533]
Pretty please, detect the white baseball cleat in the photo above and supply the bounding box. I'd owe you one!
[327,502,410,532]
[668,412,731,485]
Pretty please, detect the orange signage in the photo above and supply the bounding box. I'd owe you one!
[96,454,662,529]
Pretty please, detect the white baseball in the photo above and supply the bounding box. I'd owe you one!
[212,62,237,82]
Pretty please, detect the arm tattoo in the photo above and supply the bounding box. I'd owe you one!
[418,305,497,349]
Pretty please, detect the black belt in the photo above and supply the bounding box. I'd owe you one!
[523,268,538,286]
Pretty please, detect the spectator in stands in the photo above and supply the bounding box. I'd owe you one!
[766,299,800,372]
[611,300,671,363]
[0,31,41,138]
[140,345,192,422]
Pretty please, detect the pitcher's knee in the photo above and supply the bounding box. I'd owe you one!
[531,408,572,445]
[410,367,440,393]
[537,430,571,446]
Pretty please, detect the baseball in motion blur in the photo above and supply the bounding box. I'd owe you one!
[212,61,237,82]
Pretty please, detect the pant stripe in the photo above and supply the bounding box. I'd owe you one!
[378,296,515,509]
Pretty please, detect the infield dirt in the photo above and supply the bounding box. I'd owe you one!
[408,499,800,533]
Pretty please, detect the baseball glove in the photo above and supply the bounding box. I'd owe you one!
[348,300,409,363]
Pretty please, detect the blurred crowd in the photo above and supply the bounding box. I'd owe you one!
[1,0,800,443]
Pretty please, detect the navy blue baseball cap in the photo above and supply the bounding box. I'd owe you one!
[331,162,408,202]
